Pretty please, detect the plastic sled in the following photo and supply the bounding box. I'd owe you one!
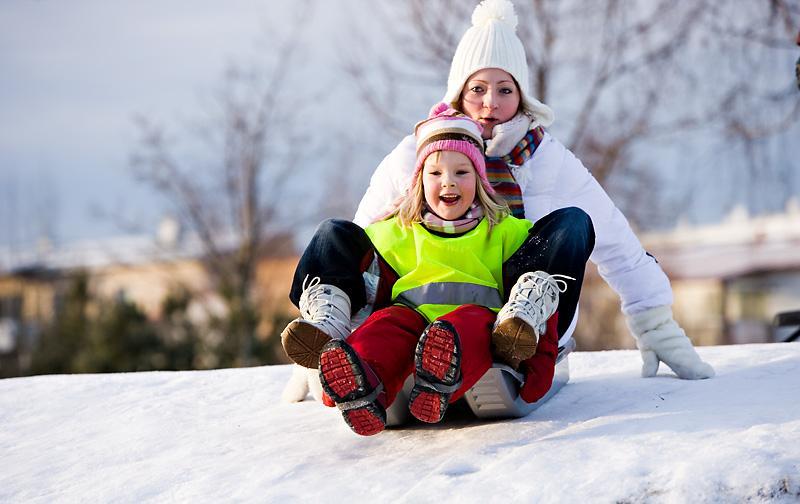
[360,267,579,426]
[386,333,576,426]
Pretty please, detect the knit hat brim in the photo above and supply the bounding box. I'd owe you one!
[413,107,495,197]
[415,139,493,197]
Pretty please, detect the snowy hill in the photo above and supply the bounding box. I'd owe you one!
[2,343,799,503]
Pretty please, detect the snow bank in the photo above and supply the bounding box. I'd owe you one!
[2,343,799,503]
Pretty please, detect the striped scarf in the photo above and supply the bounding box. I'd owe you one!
[485,126,545,219]
[421,202,484,235]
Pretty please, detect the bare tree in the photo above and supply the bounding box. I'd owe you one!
[698,0,800,216]
[130,5,314,367]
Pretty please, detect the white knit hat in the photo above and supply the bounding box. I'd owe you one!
[442,0,555,127]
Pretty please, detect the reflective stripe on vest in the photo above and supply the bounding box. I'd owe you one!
[396,282,502,310]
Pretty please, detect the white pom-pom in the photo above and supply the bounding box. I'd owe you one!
[471,0,518,30]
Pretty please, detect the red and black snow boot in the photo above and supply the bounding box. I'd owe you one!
[319,339,387,436]
[408,320,463,423]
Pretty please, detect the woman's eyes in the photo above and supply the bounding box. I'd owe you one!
[468,85,514,95]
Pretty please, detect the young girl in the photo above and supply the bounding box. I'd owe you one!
[284,107,575,435]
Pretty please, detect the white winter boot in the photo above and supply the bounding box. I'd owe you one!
[492,271,573,369]
[281,276,351,369]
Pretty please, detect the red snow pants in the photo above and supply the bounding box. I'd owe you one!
[348,304,496,407]
[347,304,561,408]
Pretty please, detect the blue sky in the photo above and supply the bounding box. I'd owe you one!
[0,1,373,249]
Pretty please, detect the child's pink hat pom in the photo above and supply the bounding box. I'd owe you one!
[428,102,453,117]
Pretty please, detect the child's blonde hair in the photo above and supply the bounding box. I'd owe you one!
[391,151,509,231]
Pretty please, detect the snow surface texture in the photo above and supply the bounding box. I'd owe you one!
[2,343,799,503]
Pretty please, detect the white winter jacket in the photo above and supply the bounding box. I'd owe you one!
[353,132,673,315]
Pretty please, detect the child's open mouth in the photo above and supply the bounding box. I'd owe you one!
[440,194,461,205]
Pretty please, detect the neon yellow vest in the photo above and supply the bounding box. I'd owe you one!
[365,216,532,321]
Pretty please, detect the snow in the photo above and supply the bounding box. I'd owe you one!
[2,343,799,502]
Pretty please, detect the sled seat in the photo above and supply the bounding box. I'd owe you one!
[386,336,576,426]
[464,336,574,419]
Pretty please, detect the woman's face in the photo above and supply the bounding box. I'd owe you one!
[422,150,477,220]
[459,68,521,139]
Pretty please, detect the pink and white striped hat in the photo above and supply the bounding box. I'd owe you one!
[413,102,494,195]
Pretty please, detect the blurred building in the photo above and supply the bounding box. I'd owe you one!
[646,200,800,345]
[576,200,800,349]
[0,218,298,375]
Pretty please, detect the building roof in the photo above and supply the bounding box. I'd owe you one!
[642,200,800,280]
[0,218,206,274]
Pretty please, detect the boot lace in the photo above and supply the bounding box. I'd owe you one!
[502,272,575,333]
[299,275,350,338]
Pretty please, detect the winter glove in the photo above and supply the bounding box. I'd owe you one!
[281,365,328,403]
[519,315,559,403]
[281,364,311,403]
[626,305,715,380]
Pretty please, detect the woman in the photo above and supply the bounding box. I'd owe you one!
[281,0,712,407]
[351,0,713,381]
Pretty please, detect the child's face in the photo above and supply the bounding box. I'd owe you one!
[422,150,477,220]
[459,68,521,139]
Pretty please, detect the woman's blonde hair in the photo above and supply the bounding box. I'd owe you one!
[390,151,510,231]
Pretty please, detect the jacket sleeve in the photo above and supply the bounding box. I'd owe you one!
[526,135,673,315]
[353,134,417,228]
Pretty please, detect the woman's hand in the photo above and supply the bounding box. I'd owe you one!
[626,305,715,380]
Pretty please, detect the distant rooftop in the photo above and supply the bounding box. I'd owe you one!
[0,215,292,275]
[0,217,206,274]
[642,198,800,279]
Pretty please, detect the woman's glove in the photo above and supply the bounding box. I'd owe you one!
[626,305,715,380]
[281,365,327,403]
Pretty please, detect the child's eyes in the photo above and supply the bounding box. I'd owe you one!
[456,170,470,175]
[427,170,441,176]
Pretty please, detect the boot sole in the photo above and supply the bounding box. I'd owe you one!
[409,321,461,424]
[408,389,447,424]
[492,317,538,369]
[281,319,332,369]
[319,341,386,436]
